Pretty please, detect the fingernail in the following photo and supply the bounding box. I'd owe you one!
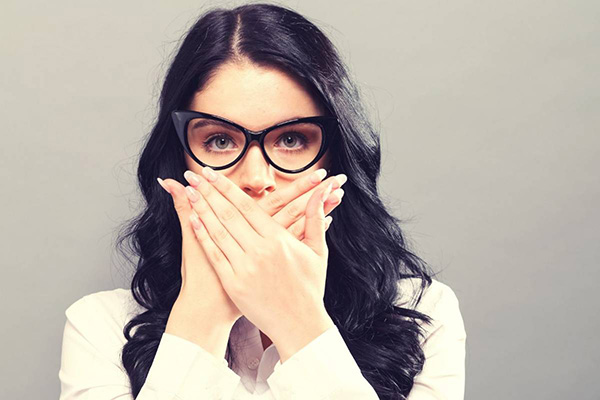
[310,168,327,184]
[325,215,333,228]
[202,166,217,182]
[185,186,199,202]
[157,177,170,194]
[336,174,347,186]
[321,182,333,202]
[328,188,344,203]
[190,210,201,229]
[184,170,201,185]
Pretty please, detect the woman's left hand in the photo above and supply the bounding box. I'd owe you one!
[184,166,336,355]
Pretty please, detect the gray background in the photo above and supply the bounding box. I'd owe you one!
[1,0,598,399]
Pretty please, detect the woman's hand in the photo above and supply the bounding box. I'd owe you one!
[158,178,242,339]
[184,167,337,356]
[184,168,347,241]
[158,168,346,331]
[254,169,346,240]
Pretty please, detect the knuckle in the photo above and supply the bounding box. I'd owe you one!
[191,197,208,213]
[249,246,266,259]
[173,199,188,213]
[220,181,232,196]
[289,221,303,238]
[285,203,302,219]
[266,192,284,209]
[239,198,255,214]
[212,227,229,243]
[207,246,224,264]
[202,182,214,196]
[220,206,237,222]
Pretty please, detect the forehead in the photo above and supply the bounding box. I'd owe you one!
[188,62,324,131]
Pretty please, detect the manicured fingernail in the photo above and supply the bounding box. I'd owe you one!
[202,166,217,182]
[328,188,344,203]
[321,182,333,202]
[325,215,333,228]
[310,168,327,184]
[189,211,201,230]
[185,186,199,202]
[184,170,201,185]
[157,177,170,194]
[336,174,347,186]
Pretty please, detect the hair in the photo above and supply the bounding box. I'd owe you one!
[116,3,437,399]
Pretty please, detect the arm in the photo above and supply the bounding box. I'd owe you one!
[266,324,379,399]
[58,294,242,400]
[266,282,467,400]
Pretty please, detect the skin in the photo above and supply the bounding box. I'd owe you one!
[183,61,336,352]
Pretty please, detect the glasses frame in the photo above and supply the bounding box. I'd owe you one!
[171,110,338,174]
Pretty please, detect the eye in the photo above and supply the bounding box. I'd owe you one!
[275,133,307,150]
[201,134,240,152]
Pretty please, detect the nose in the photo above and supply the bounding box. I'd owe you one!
[236,142,276,198]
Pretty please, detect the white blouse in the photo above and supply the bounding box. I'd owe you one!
[58,278,466,399]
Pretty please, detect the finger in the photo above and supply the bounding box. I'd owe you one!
[188,209,235,287]
[158,177,206,286]
[157,177,197,246]
[185,178,259,252]
[325,215,333,231]
[257,168,328,215]
[197,167,282,238]
[293,215,333,242]
[303,182,332,257]
[190,169,265,247]
[289,188,344,239]
[272,176,345,229]
[184,183,246,273]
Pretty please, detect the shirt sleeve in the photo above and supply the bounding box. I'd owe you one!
[266,324,379,399]
[407,284,467,400]
[58,294,242,400]
[266,281,467,400]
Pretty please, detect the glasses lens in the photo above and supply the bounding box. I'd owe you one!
[186,118,324,170]
[187,118,246,168]
[264,122,323,170]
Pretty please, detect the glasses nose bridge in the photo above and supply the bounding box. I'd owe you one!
[244,127,269,144]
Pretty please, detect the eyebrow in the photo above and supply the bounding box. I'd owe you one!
[190,119,238,130]
[190,115,313,131]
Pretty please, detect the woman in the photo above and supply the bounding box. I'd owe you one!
[59,3,466,399]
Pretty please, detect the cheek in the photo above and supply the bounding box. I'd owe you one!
[315,150,331,170]
[274,163,323,189]
[184,154,203,175]
[185,153,236,179]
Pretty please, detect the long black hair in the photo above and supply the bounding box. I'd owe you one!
[116,3,436,399]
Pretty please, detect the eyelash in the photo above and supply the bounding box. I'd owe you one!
[201,133,310,153]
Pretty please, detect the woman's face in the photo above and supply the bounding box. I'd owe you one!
[184,61,330,202]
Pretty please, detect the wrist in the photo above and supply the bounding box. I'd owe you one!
[165,296,236,360]
[272,309,336,364]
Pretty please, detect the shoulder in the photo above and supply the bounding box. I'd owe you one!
[65,288,142,324]
[64,288,144,351]
[395,278,467,340]
[394,278,467,396]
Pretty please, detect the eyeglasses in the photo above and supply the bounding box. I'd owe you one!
[171,110,338,173]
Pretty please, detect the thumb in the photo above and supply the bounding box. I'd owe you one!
[302,182,332,257]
